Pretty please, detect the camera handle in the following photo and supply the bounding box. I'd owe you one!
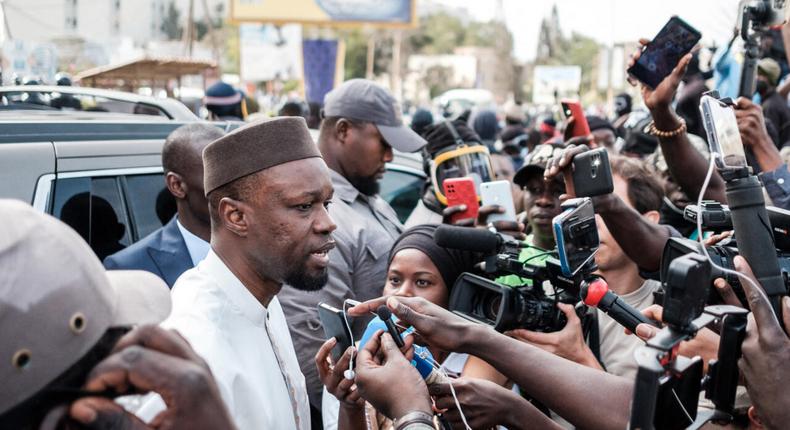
[738,0,771,98]
[688,305,749,429]
[629,305,748,430]
[723,169,786,326]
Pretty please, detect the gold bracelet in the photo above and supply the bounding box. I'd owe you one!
[648,118,686,138]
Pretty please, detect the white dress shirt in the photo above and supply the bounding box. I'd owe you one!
[175,218,210,266]
[162,249,310,430]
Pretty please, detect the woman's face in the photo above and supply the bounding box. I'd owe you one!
[383,248,449,308]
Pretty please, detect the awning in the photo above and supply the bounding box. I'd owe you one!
[74,57,217,88]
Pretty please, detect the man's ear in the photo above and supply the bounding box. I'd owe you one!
[748,406,764,429]
[165,172,187,199]
[218,197,249,237]
[335,118,352,144]
[643,210,660,224]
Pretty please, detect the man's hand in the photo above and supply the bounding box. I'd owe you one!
[443,204,526,240]
[735,256,790,430]
[734,97,783,172]
[348,296,480,354]
[315,339,364,409]
[354,331,430,420]
[628,39,693,112]
[628,305,720,372]
[68,325,236,430]
[506,303,602,369]
[430,377,562,430]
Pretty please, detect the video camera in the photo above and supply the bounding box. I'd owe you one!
[737,0,790,97]
[436,198,601,333]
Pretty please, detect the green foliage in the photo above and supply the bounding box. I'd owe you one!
[161,1,183,40]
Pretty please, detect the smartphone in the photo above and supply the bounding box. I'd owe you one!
[560,99,591,138]
[700,92,747,169]
[552,198,599,277]
[317,303,353,363]
[443,177,479,224]
[480,180,517,223]
[627,16,701,89]
[572,148,614,197]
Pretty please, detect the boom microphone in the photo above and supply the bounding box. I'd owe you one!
[581,278,653,333]
[433,225,505,254]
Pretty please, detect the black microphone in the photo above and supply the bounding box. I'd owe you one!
[433,225,503,254]
[376,306,404,348]
[581,278,653,333]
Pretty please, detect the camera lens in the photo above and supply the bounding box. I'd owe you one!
[479,294,501,321]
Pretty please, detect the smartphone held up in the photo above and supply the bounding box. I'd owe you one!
[627,16,701,89]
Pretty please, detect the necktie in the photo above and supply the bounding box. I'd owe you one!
[265,314,307,430]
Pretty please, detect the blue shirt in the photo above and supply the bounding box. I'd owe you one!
[175,219,210,266]
[760,163,790,210]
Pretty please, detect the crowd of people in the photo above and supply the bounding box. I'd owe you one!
[5,15,790,430]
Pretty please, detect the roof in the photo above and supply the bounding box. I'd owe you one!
[74,57,217,85]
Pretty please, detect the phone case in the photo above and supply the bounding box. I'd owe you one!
[699,94,746,168]
[480,180,517,223]
[318,303,353,363]
[443,177,479,224]
[627,16,701,89]
[572,148,614,197]
[561,99,591,137]
[552,199,598,277]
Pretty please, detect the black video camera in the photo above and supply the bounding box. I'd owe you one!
[438,198,601,333]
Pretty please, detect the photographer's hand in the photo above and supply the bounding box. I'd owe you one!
[734,97,783,172]
[627,40,726,203]
[430,378,562,430]
[736,256,790,430]
[354,330,431,420]
[477,204,526,240]
[68,325,236,430]
[506,303,602,370]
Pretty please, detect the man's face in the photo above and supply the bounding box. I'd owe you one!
[244,158,337,291]
[522,173,564,244]
[595,174,633,271]
[342,122,394,196]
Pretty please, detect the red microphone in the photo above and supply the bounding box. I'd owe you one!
[581,278,654,333]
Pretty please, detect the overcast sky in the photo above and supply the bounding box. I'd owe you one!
[433,0,744,62]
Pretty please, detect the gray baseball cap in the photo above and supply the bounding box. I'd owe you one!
[323,79,427,153]
[0,199,171,415]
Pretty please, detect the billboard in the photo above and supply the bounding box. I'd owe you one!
[532,65,582,105]
[230,0,416,27]
[2,40,58,84]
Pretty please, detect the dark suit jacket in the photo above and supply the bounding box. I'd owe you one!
[104,217,193,288]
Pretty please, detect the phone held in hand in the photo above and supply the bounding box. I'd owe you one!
[627,16,701,89]
[443,177,479,224]
[552,198,599,277]
[572,147,614,197]
[318,302,353,363]
[480,180,517,223]
[560,99,591,138]
[699,91,747,169]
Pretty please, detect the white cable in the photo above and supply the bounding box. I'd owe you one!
[416,350,472,430]
[342,299,355,380]
[695,154,780,328]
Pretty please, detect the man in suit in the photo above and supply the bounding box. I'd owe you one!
[104,123,224,287]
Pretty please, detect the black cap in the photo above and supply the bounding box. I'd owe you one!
[513,143,565,187]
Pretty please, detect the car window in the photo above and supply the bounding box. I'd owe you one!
[124,174,169,239]
[380,169,425,223]
[51,176,131,261]
[2,91,168,117]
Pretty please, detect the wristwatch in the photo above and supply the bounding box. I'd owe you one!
[394,410,435,430]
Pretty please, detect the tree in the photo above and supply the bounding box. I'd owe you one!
[161,1,183,41]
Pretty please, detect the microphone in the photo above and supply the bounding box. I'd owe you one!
[433,225,504,254]
[581,278,653,333]
[377,306,405,348]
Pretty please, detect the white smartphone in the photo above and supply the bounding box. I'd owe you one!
[480,180,517,223]
[700,94,746,169]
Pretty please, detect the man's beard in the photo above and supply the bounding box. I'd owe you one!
[348,175,380,196]
[285,265,329,292]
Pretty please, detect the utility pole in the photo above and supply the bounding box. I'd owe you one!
[201,0,220,65]
[183,0,194,57]
[365,28,375,80]
[391,29,402,101]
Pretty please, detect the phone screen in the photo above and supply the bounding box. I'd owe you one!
[630,17,701,88]
[700,95,746,168]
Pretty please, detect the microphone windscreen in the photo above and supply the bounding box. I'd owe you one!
[433,225,500,253]
[377,305,392,320]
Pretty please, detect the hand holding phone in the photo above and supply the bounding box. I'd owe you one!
[571,148,614,197]
[480,180,517,223]
[627,16,701,89]
[318,303,354,363]
[443,177,479,224]
[561,99,591,138]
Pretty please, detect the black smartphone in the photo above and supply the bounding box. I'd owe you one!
[318,303,353,363]
[627,16,701,89]
[572,147,613,197]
